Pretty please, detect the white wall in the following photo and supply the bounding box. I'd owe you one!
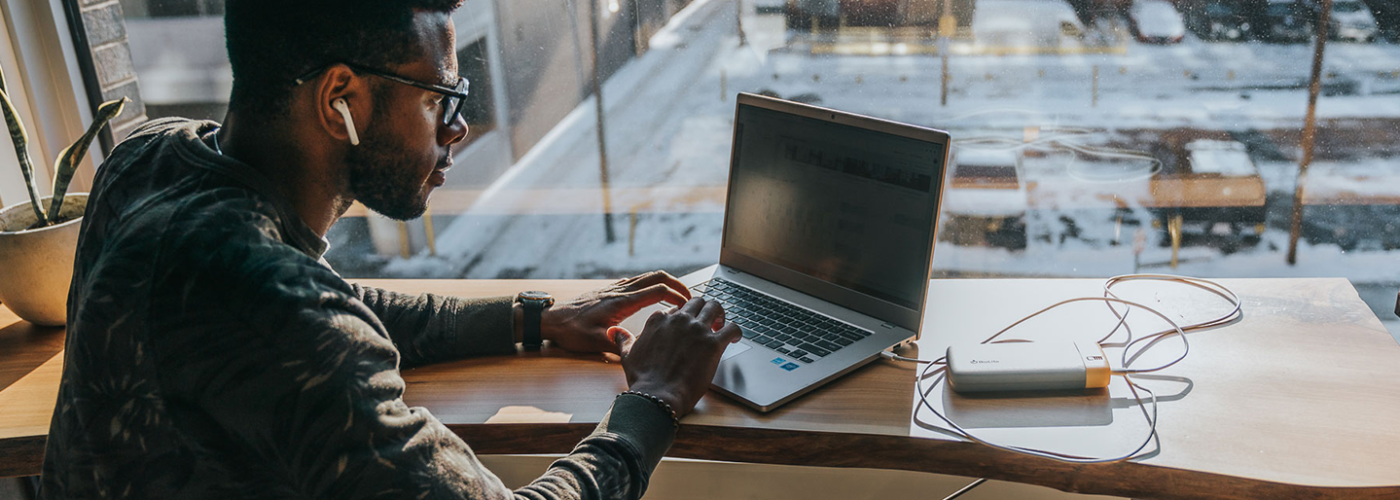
[0,0,99,208]
[0,6,44,209]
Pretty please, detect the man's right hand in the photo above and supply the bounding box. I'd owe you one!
[611,297,742,418]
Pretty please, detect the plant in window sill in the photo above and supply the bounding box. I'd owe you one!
[0,63,126,327]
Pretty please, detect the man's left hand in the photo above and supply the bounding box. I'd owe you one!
[541,271,692,354]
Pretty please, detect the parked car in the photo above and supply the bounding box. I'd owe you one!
[785,0,840,31]
[1328,0,1379,41]
[972,0,1088,49]
[1263,0,1314,42]
[941,148,1030,250]
[1183,0,1255,40]
[1185,139,1259,178]
[1129,0,1188,42]
[1150,138,1267,254]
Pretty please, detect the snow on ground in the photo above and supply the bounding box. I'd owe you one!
[329,0,1400,332]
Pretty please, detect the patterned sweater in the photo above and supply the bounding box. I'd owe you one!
[40,118,675,499]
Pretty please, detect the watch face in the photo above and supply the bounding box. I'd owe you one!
[520,291,553,303]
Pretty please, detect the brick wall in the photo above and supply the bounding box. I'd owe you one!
[71,0,147,142]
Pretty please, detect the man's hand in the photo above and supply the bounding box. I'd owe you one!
[614,297,743,418]
[536,271,692,354]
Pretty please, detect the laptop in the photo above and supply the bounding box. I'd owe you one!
[673,93,950,412]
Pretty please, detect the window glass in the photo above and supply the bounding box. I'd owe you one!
[455,38,498,149]
[121,0,230,122]
[110,0,1400,328]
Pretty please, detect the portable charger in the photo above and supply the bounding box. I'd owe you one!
[946,341,1111,393]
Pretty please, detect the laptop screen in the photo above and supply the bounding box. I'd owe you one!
[723,102,944,311]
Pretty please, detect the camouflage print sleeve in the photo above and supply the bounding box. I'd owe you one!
[150,220,512,497]
[515,395,678,500]
[351,284,516,367]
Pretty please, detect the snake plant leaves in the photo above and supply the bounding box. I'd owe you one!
[47,97,128,225]
[0,67,46,224]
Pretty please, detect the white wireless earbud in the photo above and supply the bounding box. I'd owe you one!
[331,98,360,146]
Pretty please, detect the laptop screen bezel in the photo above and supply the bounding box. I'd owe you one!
[719,93,950,337]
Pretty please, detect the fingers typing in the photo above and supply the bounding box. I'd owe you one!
[696,299,725,328]
[627,271,692,301]
[716,322,743,344]
[679,297,707,317]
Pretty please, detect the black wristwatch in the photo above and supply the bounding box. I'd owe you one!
[517,291,554,350]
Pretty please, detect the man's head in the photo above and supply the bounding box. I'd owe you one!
[225,0,469,220]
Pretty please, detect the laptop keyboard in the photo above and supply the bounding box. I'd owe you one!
[692,277,873,363]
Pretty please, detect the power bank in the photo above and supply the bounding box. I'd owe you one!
[946,342,1111,394]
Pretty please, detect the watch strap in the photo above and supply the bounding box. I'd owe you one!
[523,300,544,349]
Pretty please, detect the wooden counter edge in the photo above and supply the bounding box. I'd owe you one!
[0,435,45,478]
[447,423,1400,500]
[7,423,1400,499]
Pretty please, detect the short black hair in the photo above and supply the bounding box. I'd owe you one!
[224,0,463,118]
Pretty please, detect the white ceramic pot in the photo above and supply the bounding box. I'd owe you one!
[0,194,87,326]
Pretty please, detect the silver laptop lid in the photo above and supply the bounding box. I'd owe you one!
[720,93,950,335]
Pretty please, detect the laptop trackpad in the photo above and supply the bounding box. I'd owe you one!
[721,342,752,361]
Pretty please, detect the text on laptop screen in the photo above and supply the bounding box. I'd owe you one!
[724,104,944,311]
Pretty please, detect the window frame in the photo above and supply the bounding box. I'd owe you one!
[0,0,99,207]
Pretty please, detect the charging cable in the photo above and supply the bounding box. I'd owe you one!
[884,274,1242,464]
[941,478,987,500]
[952,125,1163,183]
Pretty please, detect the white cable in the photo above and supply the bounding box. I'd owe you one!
[950,125,1163,183]
[886,274,1242,464]
[879,350,930,364]
[940,478,988,500]
[1099,274,1242,374]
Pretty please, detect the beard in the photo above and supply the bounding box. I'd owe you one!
[345,118,433,221]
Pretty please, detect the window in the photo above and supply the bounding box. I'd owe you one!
[455,38,497,149]
[81,0,1400,330]
[1,0,116,203]
[120,0,230,122]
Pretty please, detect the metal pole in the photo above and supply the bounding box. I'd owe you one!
[940,43,949,106]
[939,0,954,106]
[588,0,618,243]
[1169,213,1182,269]
[632,0,645,55]
[423,205,438,256]
[1286,0,1332,265]
[737,0,748,46]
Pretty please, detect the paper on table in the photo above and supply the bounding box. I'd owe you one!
[485,406,574,424]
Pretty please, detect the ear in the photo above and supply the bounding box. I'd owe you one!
[313,64,370,145]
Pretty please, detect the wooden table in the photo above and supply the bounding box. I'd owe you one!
[3,278,1399,499]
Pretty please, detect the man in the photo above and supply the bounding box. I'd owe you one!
[39,0,740,498]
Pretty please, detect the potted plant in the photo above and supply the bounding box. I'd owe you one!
[0,65,126,326]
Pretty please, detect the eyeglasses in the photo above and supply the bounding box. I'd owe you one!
[294,61,470,126]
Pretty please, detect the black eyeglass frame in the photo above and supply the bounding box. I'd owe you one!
[294,61,470,126]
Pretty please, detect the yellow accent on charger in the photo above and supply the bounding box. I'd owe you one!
[1077,342,1112,389]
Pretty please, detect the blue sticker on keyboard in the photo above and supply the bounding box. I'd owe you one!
[781,362,800,371]
[771,357,786,365]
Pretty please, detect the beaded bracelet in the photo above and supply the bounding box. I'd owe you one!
[619,391,681,429]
